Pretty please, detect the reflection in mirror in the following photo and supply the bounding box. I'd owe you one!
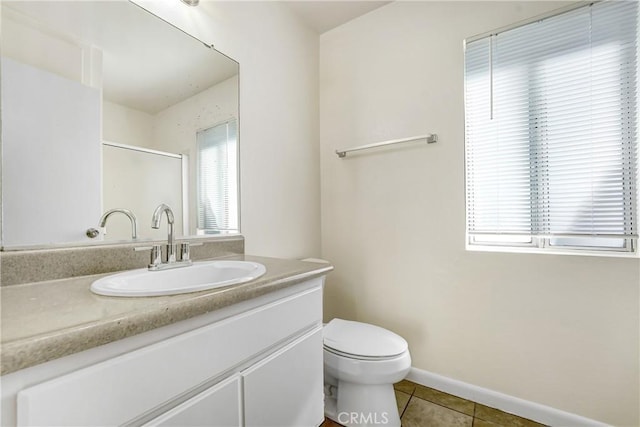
[196,119,238,235]
[0,0,240,249]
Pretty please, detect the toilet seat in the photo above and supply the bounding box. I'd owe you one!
[323,344,406,361]
[323,318,408,358]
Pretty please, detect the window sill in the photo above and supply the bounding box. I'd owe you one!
[466,243,639,259]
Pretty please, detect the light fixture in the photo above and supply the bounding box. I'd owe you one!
[180,0,199,6]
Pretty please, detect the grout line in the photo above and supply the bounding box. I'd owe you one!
[399,395,411,419]
[395,383,416,420]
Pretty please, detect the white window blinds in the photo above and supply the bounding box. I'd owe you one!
[465,1,638,251]
[196,119,239,234]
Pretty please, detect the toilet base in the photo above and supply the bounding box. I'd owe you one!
[325,380,401,427]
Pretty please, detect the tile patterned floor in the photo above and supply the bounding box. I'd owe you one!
[322,380,547,427]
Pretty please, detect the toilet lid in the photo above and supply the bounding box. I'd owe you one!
[323,318,408,358]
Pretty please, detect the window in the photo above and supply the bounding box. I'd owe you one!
[464,1,638,255]
[196,119,239,235]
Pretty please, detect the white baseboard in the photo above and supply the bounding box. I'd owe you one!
[406,367,610,427]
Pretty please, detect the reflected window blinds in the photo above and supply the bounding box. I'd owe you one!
[196,119,238,234]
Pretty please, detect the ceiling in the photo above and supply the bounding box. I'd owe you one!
[4,1,238,114]
[284,1,392,34]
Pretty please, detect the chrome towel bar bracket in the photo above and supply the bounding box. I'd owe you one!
[336,134,437,158]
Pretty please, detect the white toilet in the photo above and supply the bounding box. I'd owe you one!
[323,318,411,427]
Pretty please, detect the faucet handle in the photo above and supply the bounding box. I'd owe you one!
[179,242,191,262]
[150,244,163,268]
[166,243,177,263]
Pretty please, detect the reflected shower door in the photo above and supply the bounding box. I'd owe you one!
[102,142,187,241]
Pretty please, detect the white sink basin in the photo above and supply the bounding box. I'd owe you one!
[91,260,267,297]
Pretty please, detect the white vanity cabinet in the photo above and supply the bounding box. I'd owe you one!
[4,278,325,427]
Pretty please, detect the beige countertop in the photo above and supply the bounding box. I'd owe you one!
[0,255,332,375]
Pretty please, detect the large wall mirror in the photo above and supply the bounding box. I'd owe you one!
[1,0,240,249]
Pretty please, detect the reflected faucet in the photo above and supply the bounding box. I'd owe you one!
[151,204,176,263]
[99,208,138,239]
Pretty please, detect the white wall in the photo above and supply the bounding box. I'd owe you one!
[2,5,85,86]
[320,2,640,426]
[134,0,320,259]
[103,101,155,148]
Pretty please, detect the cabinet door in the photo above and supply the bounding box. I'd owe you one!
[243,327,324,427]
[144,375,241,427]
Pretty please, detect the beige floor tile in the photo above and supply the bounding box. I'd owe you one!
[394,379,417,395]
[475,404,546,427]
[401,397,473,427]
[396,390,411,416]
[413,384,475,416]
[473,418,501,427]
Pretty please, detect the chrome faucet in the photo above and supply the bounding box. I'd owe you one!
[152,204,176,263]
[98,208,138,239]
[149,204,192,270]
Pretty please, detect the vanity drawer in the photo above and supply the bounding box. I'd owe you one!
[17,283,322,426]
[143,374,242,427]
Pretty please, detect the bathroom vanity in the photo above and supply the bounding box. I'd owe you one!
[0,0,330,424]
[0,254,331,426]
